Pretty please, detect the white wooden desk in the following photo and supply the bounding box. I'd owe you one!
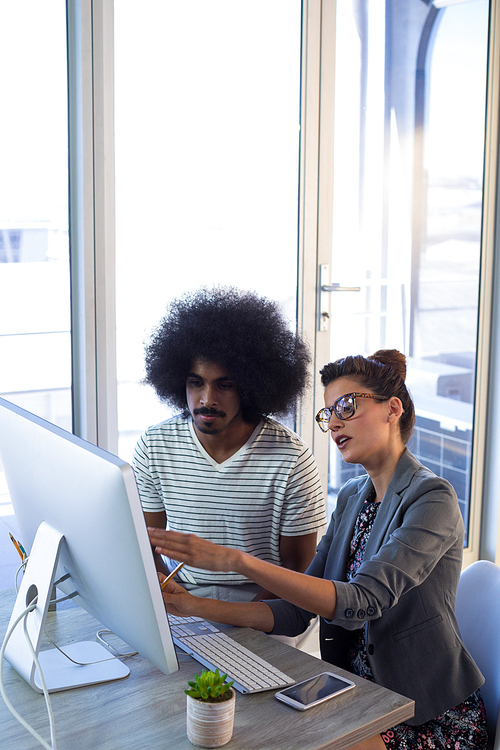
[0,588,414,749]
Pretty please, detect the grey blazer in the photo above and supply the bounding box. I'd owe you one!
[267,449,483,726]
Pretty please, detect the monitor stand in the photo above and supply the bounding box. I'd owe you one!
[4,521,130,692]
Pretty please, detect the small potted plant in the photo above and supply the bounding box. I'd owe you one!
[185,668,236,748]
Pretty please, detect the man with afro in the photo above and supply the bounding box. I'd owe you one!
[133,286,326,607]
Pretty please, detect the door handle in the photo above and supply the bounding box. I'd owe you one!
[321,283,361,292]
[318,265,361,331]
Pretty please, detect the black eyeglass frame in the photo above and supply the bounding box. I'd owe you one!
[315,392,386,432]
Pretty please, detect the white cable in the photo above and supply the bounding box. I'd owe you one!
[14,558,28,593]
[41,627,137,666]
[0,598,56,750]
[23,606,57,749]
[96,630,138,659]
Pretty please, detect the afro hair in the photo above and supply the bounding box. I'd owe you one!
[144,286,311,423]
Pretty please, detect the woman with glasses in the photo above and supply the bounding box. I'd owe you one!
[149,349,487,750]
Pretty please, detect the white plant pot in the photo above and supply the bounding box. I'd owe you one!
[186,689,236,748]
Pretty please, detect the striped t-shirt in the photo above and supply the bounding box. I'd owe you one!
[133,415,326,586]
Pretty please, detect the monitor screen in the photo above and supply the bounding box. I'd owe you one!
[0,396,178,691]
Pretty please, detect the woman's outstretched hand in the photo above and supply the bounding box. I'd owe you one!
[148,528,239,573]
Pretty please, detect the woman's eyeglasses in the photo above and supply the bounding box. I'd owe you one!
[315,393,385,432]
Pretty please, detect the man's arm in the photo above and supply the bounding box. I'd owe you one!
[161,577,276,632]
[280,531,318,571]
[144,510,171,576]
[251,531,318,601]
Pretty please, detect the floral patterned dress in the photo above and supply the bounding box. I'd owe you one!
[345,497,488,750]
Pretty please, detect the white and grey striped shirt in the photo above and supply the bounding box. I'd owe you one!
[133,415,326,586]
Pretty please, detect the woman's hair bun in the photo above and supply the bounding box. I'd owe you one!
[368,349,407,382]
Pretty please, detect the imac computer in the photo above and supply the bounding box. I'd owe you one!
[0,396,178,692]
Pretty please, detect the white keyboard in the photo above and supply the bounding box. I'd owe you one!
[168,614,295,694]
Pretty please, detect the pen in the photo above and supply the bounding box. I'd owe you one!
[9,533,25,562]
[160,562,184,590]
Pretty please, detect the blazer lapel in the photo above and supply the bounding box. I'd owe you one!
[364,448,421,559]
[328,476,373,580]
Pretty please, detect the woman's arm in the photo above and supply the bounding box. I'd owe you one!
[148,527,337,620]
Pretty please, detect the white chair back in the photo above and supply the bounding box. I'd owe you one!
[455,559,500,750]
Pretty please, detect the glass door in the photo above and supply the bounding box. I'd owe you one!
[323,0,489,551]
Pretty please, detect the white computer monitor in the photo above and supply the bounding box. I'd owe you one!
[0,396,178,692]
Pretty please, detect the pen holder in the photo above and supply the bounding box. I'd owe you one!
[186,689,236,748]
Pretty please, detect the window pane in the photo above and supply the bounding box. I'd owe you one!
[0,1,70,586]
[114,0,302,461]
[409,2,488,537]
[0,1,71,426]
[327,0,489,544]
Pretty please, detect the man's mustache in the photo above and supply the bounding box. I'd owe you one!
[193,407,226,417]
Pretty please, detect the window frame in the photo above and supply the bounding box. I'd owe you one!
[475,0,500,566]
[67,0,118,451]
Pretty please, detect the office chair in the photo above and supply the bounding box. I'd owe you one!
[455,559,500,750]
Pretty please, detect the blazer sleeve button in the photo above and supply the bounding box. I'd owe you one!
[345,608,354,618]
[367,606,375,616]
[357,609,366,619]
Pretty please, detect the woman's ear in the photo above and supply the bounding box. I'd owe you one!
[387,397,404,422]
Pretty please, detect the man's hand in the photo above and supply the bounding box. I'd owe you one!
[158,575,197,617]
[158,573,276,633]
[148,528,240,573]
